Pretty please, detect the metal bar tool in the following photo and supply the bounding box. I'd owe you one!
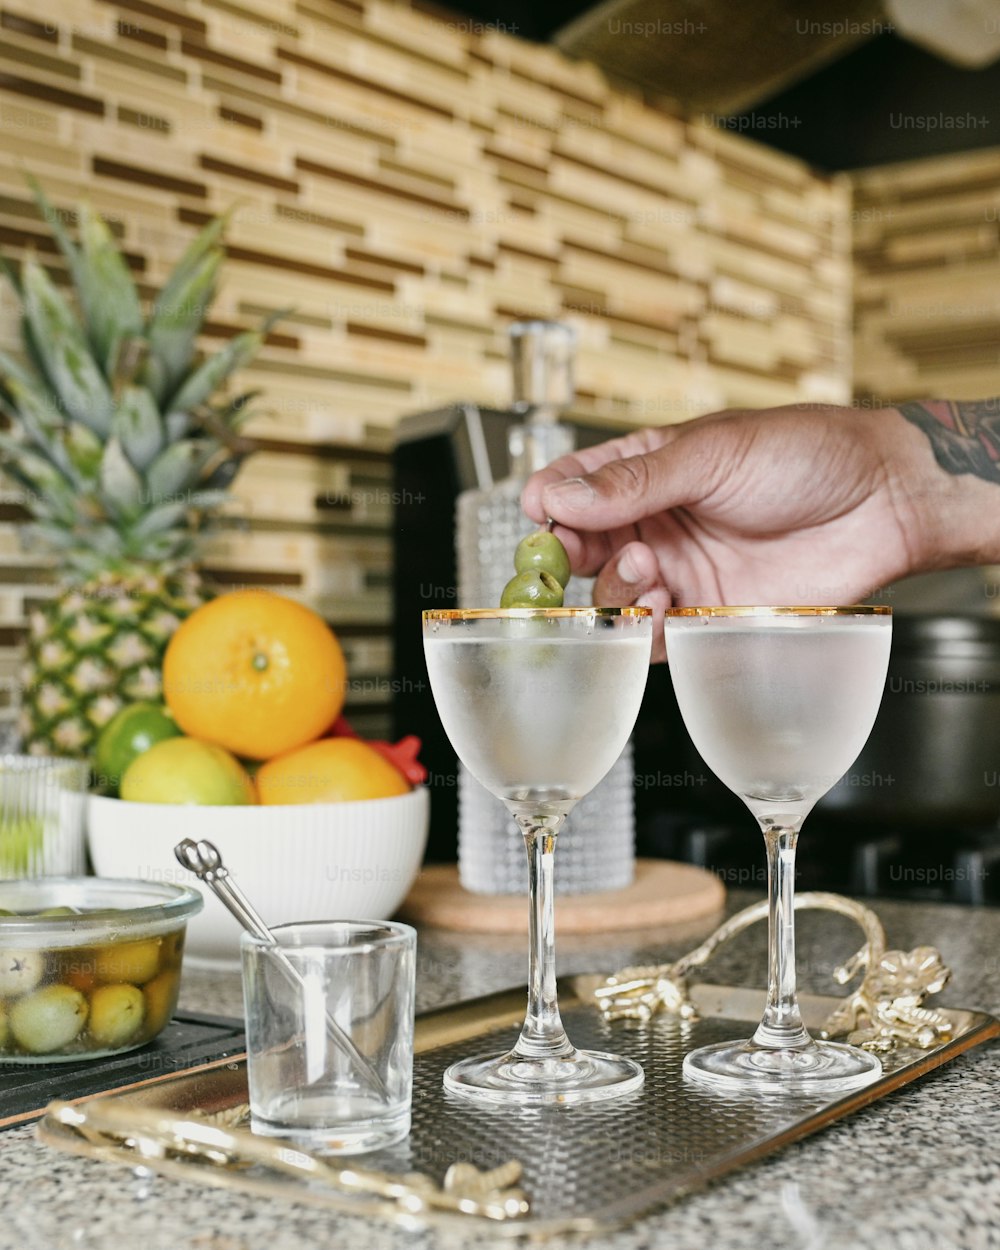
[174,837,390,1101]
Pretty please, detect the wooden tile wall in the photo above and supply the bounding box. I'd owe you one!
[0,0,851,734]
[853,148,1000,406]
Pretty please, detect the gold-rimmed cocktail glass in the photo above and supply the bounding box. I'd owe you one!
[664,605,892,1094]
[422,607,653,1104]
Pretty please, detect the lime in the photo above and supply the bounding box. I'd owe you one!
[94,703,182,795]
[120,737,257,805]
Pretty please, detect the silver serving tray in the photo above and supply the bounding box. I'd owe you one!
[36,979,999,1237]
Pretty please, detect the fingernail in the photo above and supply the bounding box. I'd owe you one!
[545,477,594,511]
[617,552,642,585]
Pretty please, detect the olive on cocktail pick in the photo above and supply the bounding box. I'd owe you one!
[513,529,571,589]
[500,570,564,609]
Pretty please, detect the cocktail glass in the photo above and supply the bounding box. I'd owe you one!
[665,606,892,1094]
[423,607,653,1104]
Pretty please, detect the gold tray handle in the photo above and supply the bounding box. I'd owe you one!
[48,1100,530,1222]
[593,891,954,1054]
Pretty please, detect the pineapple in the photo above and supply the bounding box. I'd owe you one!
[0,182,275,757]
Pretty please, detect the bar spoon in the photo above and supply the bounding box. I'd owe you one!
[174,837,390,1102]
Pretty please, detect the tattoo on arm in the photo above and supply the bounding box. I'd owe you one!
[897,399,1000,484]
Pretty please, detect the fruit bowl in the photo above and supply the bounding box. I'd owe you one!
[87,788,430,966]
[0,877,202,1063]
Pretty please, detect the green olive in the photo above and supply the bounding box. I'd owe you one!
[142,970,179,1038]
[89,983,145,1048]
[0,950,44,997]
[10,984,88,1054]
[513,529,571,588]
[500,570,564,608]
[94,937,162,985]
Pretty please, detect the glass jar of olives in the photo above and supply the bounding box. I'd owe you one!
[0,877,202,1062]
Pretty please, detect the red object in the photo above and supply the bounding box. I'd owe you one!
[369,735,427,785]
[328,716,427,785]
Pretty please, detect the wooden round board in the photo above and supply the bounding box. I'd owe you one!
[398,859,725,934]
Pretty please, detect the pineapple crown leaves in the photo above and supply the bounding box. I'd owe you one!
[29,177,144,376]
[0,183,282,578]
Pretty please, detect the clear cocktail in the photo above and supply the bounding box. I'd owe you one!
[423,607,653,1104]
[665,606,891,1094]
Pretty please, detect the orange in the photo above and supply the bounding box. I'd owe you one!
[256,738,410,805]
[162,590,346,760]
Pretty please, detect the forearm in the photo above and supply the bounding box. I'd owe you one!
[890,398,1000,571]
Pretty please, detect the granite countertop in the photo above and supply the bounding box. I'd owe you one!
[3,892,999,1250]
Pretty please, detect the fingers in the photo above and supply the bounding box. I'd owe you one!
[540,422,722,538]
[541,445,682,532]
[521,426,673,523]
[593,541,669,661]
[548,519,640,579]
[593,541,662,605]
[521,453,591,524]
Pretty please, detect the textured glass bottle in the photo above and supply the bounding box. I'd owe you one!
[455,321,636,894]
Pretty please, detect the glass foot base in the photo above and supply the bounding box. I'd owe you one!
[683,1037,882,1095]
[444,1048,644,1105]
[250,1106,411,1155]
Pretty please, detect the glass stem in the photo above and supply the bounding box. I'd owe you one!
[752,821,812,1050]
[512,815,575,1060]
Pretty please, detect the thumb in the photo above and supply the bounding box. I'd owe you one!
[540,429,716,531]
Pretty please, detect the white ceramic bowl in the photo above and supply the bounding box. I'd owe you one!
[87,788,429,967]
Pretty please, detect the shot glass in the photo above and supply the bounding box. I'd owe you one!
[241,920,416,1154]
[0,755,90,878]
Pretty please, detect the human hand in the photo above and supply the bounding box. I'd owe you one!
[522,404,931,660]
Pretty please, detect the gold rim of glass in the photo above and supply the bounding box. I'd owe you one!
[422,606,653,621]
[664,605,891,617]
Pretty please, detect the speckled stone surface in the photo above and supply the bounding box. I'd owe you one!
[4,893,999,1250]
